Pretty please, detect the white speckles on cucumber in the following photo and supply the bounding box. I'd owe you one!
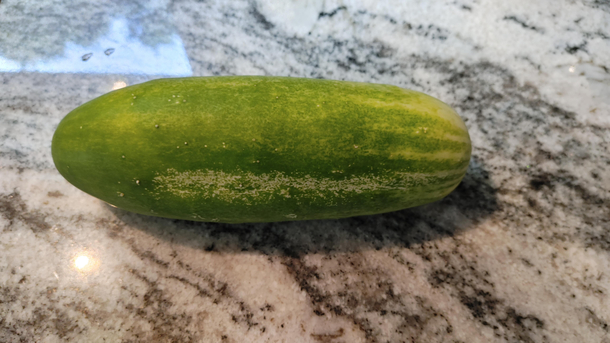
[151,168,465,206]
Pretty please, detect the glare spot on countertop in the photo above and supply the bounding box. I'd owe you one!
[0,18,192,76]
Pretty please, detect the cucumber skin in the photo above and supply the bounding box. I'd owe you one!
[51,76,471,223]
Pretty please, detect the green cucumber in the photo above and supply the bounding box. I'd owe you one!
[52,76,471,223]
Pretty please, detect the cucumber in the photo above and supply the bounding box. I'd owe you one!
[51,76,471,223]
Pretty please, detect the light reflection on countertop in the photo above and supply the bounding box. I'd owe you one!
[75,255,90,270]
[112,81,128,90]
[67,249,101,278]
[0,17,191,76]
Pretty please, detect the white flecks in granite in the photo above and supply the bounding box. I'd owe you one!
[1,0,610,342]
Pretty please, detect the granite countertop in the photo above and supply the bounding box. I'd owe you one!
[1,1,609,342]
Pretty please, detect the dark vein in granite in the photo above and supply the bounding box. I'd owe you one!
[125,269,199,342]
[118,229,263,339]
[431,59,609,252]
[319,6,347,19]
[426,246,546,342]
[0,283,90,341]
[586,0,610,13]
[585,307,610,333]
[565,41,588,54]
[503,16,545,34]
[0,192,51,233]
[250,4,274,31]
[285,254,457,342]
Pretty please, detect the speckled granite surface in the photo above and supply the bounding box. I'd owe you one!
[1,1,609,342]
